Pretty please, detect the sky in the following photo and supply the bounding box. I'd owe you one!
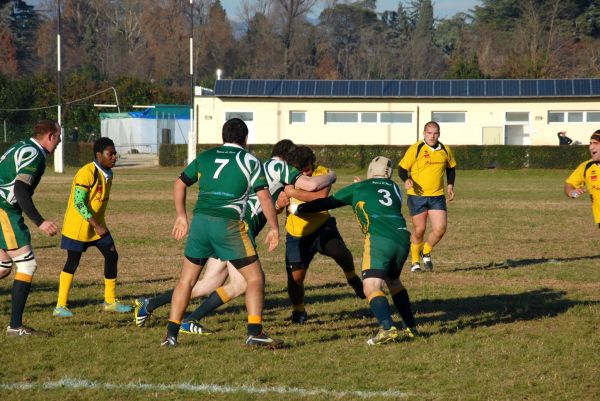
[220,0,482,20]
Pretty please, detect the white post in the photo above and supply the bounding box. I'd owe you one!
[187,0,196,165]
[54,3,64,173]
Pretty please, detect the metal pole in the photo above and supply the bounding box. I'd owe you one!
[54,0,64,173]
[111,86,120,113]
[3,120,6,142]
[187,0,196,165]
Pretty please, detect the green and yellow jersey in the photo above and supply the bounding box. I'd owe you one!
[62,162,112,242]
[0,138,47,212]
[399,141,457,196]
[286,165,331,237]
[182,143,267,221]
[566,160,600,224]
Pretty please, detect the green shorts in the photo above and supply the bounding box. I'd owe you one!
[185,214,256,262]
[0,207,31,250]
[361,231,410,280]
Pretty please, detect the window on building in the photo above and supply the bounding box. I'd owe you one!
[432,112,466,123]
[225,111,254,121]
[290,111,306,124]
[380,112,412,123]
[588,112,600,122]
[505,112,529,123]
[361,112,377,123]
[548,111,600,123]
[325,112,358,123]
[548,112,564,122]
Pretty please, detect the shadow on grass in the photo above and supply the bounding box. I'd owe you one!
[451,254,600,272]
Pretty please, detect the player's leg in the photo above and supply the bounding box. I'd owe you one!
[364,277,398,345]
[387,278,418,338]
[0,249,12,280]
[285,233,315,323]
[422,202,448,271]
[53,250,82,317]
[319,218,365,299]
[408,195,428,272]
[97,238,131,312]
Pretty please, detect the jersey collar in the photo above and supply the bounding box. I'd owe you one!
[423,140,442,151]
[93,161,113,181]
[29,137,48,158]
[223,143,244,150]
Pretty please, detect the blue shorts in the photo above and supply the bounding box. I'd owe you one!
[407,195,447,216]
[61,234,115,252]
[285,217,343,271]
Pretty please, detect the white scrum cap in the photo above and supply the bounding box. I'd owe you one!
[367,156,393,179]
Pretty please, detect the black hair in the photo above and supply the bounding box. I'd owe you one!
[288,145,316,171]
[271,139,296,159]
[93,137,115,156]
[222,118,248,145]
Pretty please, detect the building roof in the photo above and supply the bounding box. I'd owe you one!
[212,79,600,99]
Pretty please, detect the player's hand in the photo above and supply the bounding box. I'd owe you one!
[39,220,58,237]
[276,191,290,209]
[327,169,337,184]
[94,225,108,237]
[570,187,586,198]
[284,184,295,197]
[353,176,362,183]
[404,178,413,190]
[447,184,455,202]
[172,215,189,240]
[264,228,279,252]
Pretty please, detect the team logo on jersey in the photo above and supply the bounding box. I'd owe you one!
[592,174,597,181]
[424,151,430,158]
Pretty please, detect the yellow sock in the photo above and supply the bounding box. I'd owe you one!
[411,242,423,264]
[57,271,74,307]
[104,278,117,304]
[248,315,262,324]
[423,243,433,255]
[293,303,305,313]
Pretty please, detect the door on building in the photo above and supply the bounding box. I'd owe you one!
[504,112,530,145]
[225,111,255,144]
[482,126,503,145]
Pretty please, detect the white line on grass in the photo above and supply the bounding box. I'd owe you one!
[0,378,409,399]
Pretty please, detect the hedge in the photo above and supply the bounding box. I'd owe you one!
[158,144,591,170]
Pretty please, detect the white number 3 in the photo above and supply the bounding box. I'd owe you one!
[378,189,392,206]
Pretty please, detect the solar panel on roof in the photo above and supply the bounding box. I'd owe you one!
[416,81,433,96]
[265,80,282,96]
[434,80,451,96]
[332,81,348,96]
[521,80,537,96]
[349,81,365,96]
[315,81,333,96]
[231,80,249,95]
[247,80,265,96]
[214,80,232,95]
[298,81,315,96]
[555,80,573,96]
[591,79,600,95]
[573,79,591,96]
[366,81,382,96]
[469,80,484,96]
[451,80,468,96]
[538,80,555,96]
[485,80,502,96]
[503,80,519,96]
[399,81,416,96]
[281,80,298,96]
[382,81,399,96]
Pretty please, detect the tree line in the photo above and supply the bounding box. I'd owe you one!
[1,0,600,139]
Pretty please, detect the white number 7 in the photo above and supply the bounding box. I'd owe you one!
[214,158,230,178]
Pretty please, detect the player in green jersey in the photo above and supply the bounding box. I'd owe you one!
[290,156,418,345]
[0,120,61,336]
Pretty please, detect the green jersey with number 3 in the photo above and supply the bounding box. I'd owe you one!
[182,144,267,220]
[332,178,407,238]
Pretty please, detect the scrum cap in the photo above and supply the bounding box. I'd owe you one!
[367,156,393,179]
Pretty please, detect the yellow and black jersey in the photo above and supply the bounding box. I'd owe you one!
[399,141,457,196]
[566,160,600,224]
[286,165,331,237]
[62,162,112,242]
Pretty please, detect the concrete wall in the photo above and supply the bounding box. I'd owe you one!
[194,96,600,146]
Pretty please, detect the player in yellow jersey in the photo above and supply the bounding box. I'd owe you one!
[564,131,600,228]
[280,146,364,324]
[398,121,457,272]
[52,138,131,317]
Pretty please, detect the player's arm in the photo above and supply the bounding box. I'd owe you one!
[397,166,413,190]
[565,166,586,198]
[256,187,279,251]
[446,167,456,201]
[13,175,58,236]
[73,186,107,236]
[284,184,330,202]
[290,196,346,215]
[294,170,336,191]
[564,181,585,198]
[172,174,190,240]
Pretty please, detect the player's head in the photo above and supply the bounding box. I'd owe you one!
[289,145,316,176]
[590,130,600,162]
[222,118,248,146]
[33,119,61,153]
[94,137,117,169]
[271,139,296,159]
[423,121,440,147]
[367,156,393,179]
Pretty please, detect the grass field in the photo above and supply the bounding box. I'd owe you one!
[1,166,599,401]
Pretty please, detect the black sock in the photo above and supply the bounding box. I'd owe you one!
[392,289,415,328]
[369,295,393,330]
[287,274,304,307]
[166,321,180,339]
[185,291,224,322]
[247,323,262,336]
[147,290,173,313]
[10,279,32,328]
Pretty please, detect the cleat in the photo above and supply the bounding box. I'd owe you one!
[421,253,433,271]
[6,325,48,337]
[180,320,213,335]
[290,310,308,324]
[403,326,419,339]
[367,326,399,346]
[410,263,422,273]
[245,332,284,348]
[348,276,366,299]
[160,335,178,347]
[134,297,151,327]
[103,300,132,313]
[52,306,74,318]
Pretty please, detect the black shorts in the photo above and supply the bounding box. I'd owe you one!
[285,217,343,271]
[407,195,447,216]
[60,234,115,253]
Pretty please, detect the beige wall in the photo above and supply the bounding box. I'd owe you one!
[195,96,600,146]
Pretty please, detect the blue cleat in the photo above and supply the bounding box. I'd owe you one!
[245,332,284,348]
[103,300,132,313]
[180,320,213,335]
[134,297,151,326]
[52,306,74,318]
